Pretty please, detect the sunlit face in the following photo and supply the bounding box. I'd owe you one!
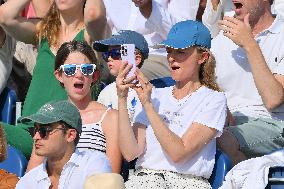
[33,123,69,158]
[166,47,203,82]
[55,0,85,13]
[55,52,94,102]
[105,46,122,77]
[232,0,266,21]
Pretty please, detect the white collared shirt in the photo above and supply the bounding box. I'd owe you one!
[202,0,284,38]
[103,0,199,56]
[212,16,284,120]
[16,150,111,189]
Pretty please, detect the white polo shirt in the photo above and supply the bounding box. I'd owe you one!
[16,150,111,189]
[211,16,284,120]
[133,86,227,178]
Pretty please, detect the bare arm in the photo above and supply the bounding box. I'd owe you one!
[144,103,217,163]
[84,0,107,42]
[219,15,284,110]
[116,63,146,162]
[103,109,122,173]
[31,0,52,18]
[0,0,37,44]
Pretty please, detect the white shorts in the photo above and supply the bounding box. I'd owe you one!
[125,167,211,189]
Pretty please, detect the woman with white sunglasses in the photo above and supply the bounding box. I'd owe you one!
[0,0,106,160]
[26,40,122,174]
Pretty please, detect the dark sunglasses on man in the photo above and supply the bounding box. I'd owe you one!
[33,123,68,139]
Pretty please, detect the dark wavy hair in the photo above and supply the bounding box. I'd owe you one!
[54,40,98,71]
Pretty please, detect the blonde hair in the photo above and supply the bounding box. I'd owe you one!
[197,46,221,91]
[36,2,61,47]
[0,125,7,162]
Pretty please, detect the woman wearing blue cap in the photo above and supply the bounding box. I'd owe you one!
[116,20,227,188]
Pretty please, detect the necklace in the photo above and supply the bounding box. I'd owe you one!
[172,84,202,108]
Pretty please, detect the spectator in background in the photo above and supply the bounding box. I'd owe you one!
[211,0,284,165]
[0,25,15,94]
[117,20,227,188]
[104,0,200,81]
[0,124,19,189]
[27,41,122,173]
[0,0,107,159]
[16,100,111,189]
[94,30,149,123]
[202,0,283,38]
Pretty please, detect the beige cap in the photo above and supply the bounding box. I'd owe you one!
[84,173,125,189]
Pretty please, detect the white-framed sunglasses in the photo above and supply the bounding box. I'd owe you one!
[59,64,96,76]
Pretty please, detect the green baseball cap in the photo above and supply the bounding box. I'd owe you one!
[19,100,82,134]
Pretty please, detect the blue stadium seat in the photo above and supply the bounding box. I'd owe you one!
[0,145,28,177]
[0,87,17,124]
[265,149,284,189]
[209,149,233,189]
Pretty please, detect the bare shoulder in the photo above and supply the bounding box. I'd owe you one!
[101,108,118,133]
[105,108,118,124]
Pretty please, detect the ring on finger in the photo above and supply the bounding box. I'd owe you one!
[122,79,126,85]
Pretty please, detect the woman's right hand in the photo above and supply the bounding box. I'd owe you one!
[116,62,136,99]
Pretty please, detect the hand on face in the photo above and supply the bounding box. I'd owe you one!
[218,14,255,48]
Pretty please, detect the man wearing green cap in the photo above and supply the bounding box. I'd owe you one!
[16,100,111,189]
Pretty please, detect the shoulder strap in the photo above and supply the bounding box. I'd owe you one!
[98,107,111,124]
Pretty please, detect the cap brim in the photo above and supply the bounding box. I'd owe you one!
[18,113,61,125]
[93,37,124,52]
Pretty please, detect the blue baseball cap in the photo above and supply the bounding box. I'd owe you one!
[157,20,211,49]
[93,30,149,59]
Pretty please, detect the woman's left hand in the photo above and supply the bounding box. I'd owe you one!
[132,69,153,106]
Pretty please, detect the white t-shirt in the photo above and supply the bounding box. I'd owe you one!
[133,86,227,178]
[212,16,284,120]
[97,82,139,123]
[16,150,111,189]
[202,0,284,38]
[0,34,15,93]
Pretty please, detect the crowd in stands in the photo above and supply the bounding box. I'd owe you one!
[0,0,283,188]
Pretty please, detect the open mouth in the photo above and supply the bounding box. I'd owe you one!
[233,1,243,10]
[171,65,180,71]
[74,83,84,89]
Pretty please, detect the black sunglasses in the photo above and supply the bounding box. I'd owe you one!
[34,124,67,139]
[102,49,121,62]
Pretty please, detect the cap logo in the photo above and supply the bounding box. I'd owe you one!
[42,104,54,112]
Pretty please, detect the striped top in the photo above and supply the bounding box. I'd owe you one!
[76,108,110,153]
